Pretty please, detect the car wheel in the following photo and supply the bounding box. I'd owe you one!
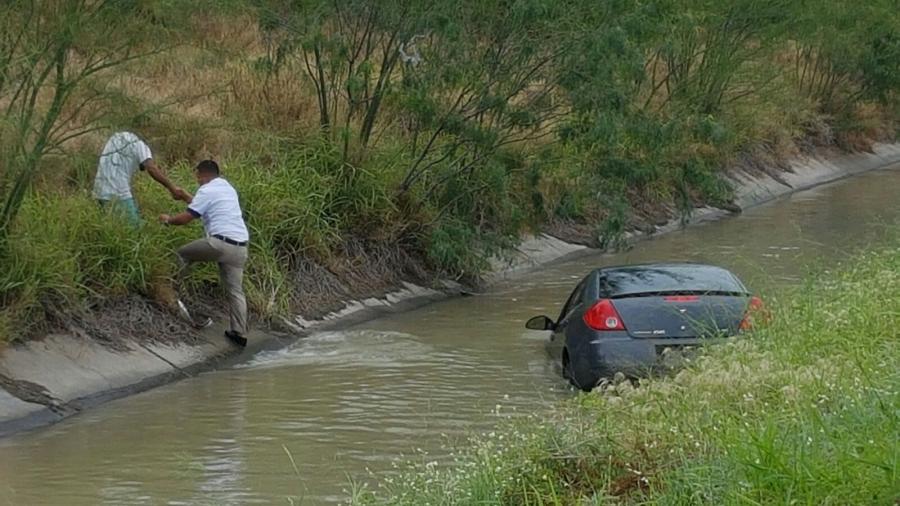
[563,349,593,392]
[562,350,579,388]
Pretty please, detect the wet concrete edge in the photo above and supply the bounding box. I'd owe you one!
[1,142,899,438]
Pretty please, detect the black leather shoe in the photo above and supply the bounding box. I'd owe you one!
[224,330,248,347]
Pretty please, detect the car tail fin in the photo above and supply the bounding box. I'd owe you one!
[583,299,626,331]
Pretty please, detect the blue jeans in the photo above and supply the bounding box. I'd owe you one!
[98,197,140,226]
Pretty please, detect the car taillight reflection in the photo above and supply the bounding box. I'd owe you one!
[584,299,626,331]
[739,296,769,331]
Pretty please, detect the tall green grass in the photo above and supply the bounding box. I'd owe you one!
[352,243,900,505]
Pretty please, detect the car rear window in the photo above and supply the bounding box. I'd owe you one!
[598,265,746,297]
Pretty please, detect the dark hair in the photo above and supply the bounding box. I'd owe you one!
[195,159,220,175]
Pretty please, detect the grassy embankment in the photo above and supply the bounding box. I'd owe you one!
[1,0,897,342]
[352,242,900,505]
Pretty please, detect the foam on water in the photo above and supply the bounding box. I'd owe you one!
[238,330,436,370]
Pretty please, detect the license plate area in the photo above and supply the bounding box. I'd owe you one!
[655,344,697,355]
[656,345,700,367]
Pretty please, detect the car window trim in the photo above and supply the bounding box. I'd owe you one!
[557,279,586,324]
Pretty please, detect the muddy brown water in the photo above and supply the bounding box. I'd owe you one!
[1,165,899,505]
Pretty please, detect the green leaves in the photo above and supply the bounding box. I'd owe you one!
[787,0,899,112]
[860,32,900,102]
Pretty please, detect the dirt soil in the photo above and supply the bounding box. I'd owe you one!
[48,296,204,350]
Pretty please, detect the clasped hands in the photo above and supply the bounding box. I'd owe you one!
[169,186,192,203]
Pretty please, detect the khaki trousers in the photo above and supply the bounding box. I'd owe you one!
[177,237,248,334]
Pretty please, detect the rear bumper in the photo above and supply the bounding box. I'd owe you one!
[585,336,728,378]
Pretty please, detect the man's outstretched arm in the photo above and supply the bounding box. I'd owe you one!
[143,158,192,202]
[159,210,196,226]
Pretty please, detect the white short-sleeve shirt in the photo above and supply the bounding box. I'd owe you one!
[92,132,153,200]
[188,177,249,243]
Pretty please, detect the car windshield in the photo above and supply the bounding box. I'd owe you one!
[599,265,746,297]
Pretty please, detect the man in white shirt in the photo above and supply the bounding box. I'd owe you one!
[93,131,188,224]
[159,160,250,346]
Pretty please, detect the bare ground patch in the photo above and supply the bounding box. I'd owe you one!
[290,238,431,319]
[48,296,204,351]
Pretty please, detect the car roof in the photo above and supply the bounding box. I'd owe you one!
[595,261,734,272]
[592,262,747,296]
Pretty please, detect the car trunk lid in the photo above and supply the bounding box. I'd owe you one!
[611,294,748,338]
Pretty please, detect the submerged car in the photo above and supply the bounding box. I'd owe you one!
[526,263,766,391]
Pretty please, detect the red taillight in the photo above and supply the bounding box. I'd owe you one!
[584,299,626,331]
[739,296,768,331]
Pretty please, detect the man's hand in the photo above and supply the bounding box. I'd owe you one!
[170,187,193,203]
[159,213,172,225]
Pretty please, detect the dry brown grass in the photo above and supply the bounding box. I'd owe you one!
[10,11,324,174]
[834,101,898,152]
[289,238,428,319]
[188,13,264,55]
[226,64,319,133]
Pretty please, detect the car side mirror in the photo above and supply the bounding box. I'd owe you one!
[525,315,556,331]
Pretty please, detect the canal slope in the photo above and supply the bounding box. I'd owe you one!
[1,142,899,437]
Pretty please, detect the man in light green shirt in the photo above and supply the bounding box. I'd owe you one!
[92,131,189,224]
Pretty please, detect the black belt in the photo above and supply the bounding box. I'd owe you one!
[212,234,248,247]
